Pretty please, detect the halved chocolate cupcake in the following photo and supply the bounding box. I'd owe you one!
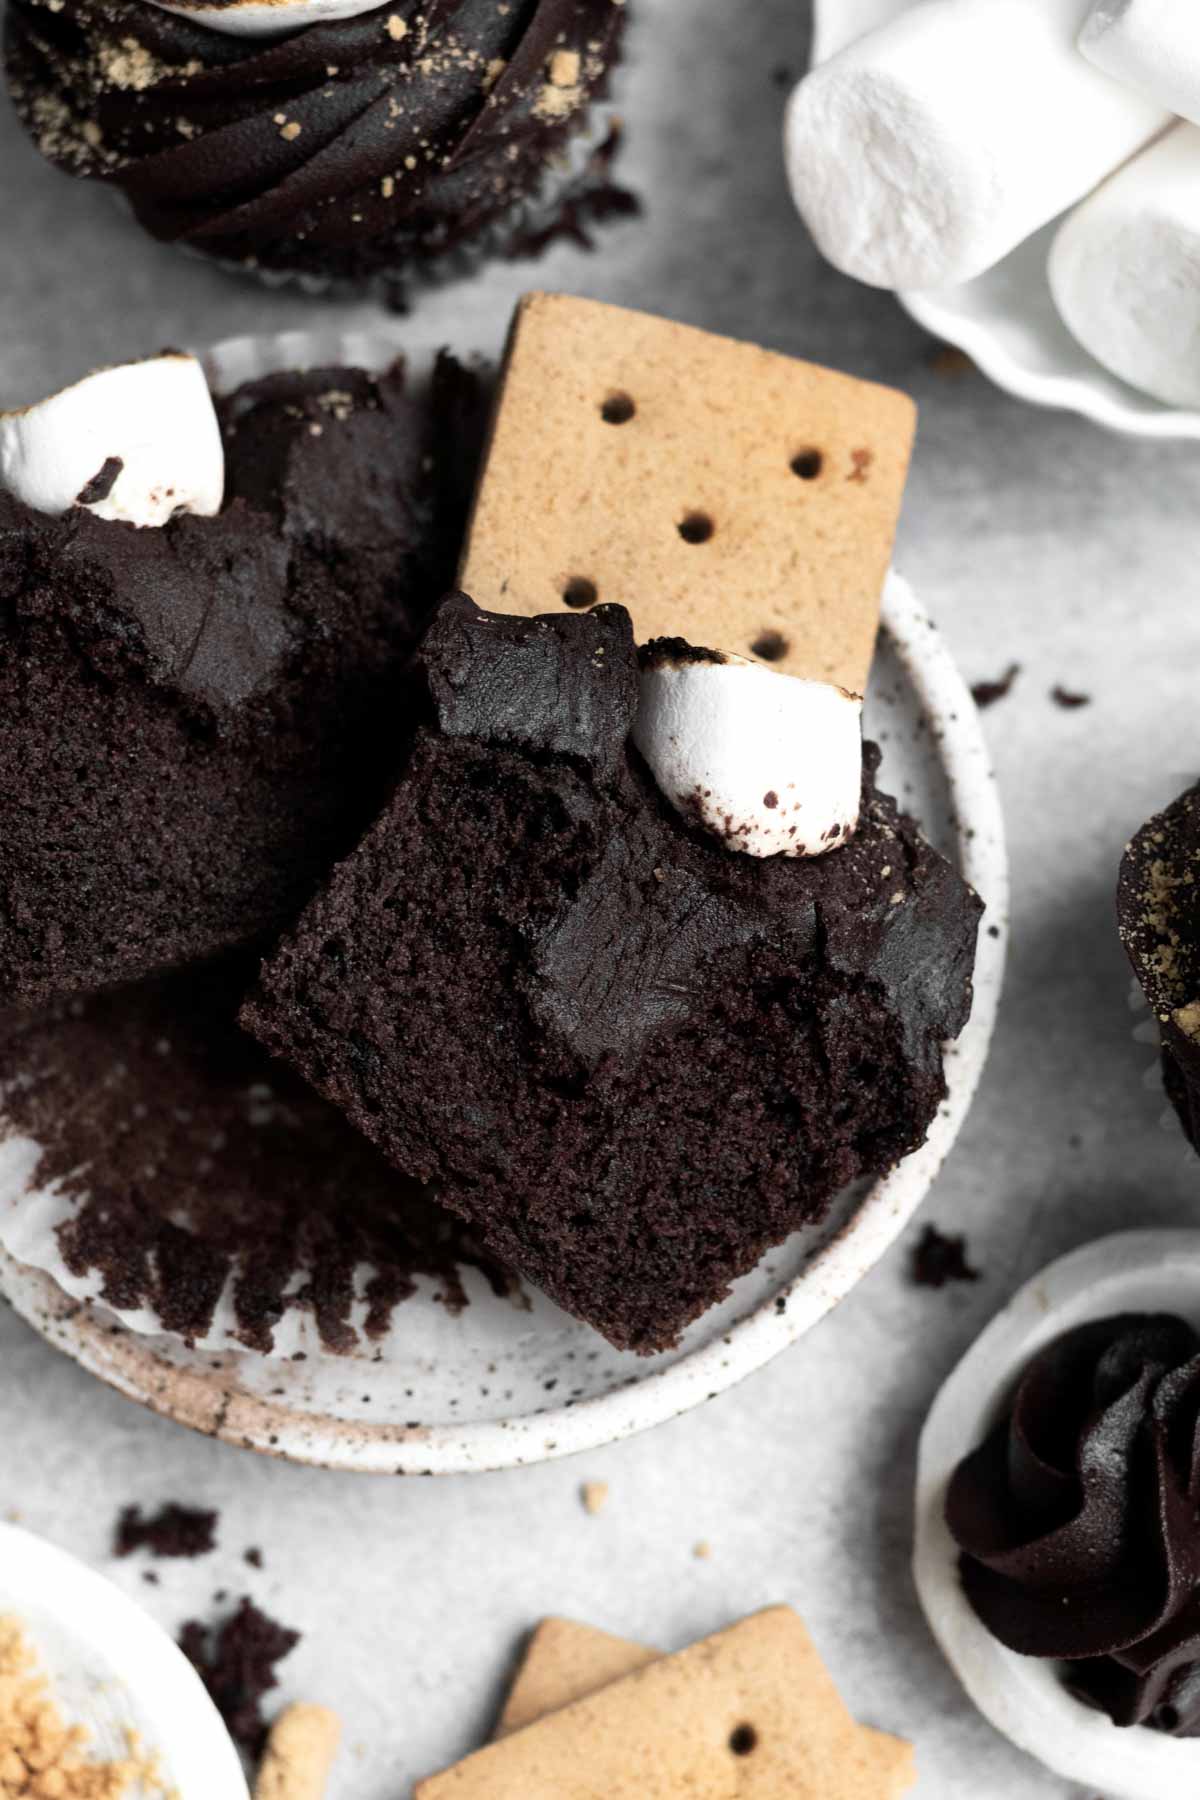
[0,346,488,1006]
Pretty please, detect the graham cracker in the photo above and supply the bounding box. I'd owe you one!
[458,294,916,696]
[419,1606,916,1797]
[254,1703,341,1800]
[496,1619,657,1735]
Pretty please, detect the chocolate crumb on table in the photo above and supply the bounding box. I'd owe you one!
[1051,684,1091,709]
[114,1502,218,1560]
[970,664,1020,709]
[179,1597,300,1757]
[910,1223,981,1289]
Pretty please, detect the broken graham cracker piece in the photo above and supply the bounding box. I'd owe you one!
[496,1619,657,1735]
[459,294,916,697]
[494,1617,912,1794]
[422,1606,916,1797]
[254,1703,341,1800]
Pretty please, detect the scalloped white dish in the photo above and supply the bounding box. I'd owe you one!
[0,505,1006,1472]
[914,1231,1200,1800]
[811,0,1200,440]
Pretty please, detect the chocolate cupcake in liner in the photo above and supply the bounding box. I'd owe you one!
[914,1231,1200,1800]
[0,323,516,1359]
[3,0,636,304]
[1120,780,1200,1154]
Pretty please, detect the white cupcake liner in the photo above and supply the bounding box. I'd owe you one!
[914,1231,1200,1800]
[0,321,499,1362]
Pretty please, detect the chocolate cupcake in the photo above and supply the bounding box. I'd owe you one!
[947,1313,1200,1736]
[0,343,488,1007]
[4,0,631,296]
[1119,781,1200,1149]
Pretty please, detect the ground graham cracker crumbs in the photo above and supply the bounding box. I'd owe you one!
[548,48,580,86]
[0,1617,172,1799]
[386,12,406,38]
[580,1482,608,1516]
[279,121,301,142]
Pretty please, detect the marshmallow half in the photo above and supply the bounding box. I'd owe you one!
[632,652,863,859]
[785,0,1169,292]
[0,353,224,527]
[145,0,388,37]
[1049,124,1200,409]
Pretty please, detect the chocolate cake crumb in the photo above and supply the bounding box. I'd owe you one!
[179,1598,298,1757]
[910,1223,980,1289]
[115,1502,217,1560]
[75,454,123,504]
[1051,684,1091,709]
[0,955,515,1351]
[970,664,1020,709]
[245,1547,263,1570]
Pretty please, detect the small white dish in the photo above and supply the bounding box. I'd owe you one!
[0,1521,248,1798]
[811,0,1200,440]
[914,1230,1200,1800]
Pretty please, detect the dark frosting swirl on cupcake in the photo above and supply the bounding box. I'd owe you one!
[1120,781,1200,1152]
[946,1313,1200,1736]
[4,0,626,282]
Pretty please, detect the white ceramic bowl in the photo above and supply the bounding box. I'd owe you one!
[914,1231,1200,1800]
[811,0,1200,440]
[0,546,1007,1474]
[0,1522,248,1798]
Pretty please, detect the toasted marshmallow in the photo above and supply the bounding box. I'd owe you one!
[0,353,224,528]
[145,0,388,37]
[632,650,863,859]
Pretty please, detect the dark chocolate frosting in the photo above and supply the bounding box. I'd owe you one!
[947,1313,1200,1736]
[1119,781,1200,1152]
[4,0,625,280]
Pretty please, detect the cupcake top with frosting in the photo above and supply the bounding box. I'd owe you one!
[947,1311,1200,1737]
[1119,780,1200,1148]
[3,0,626,282]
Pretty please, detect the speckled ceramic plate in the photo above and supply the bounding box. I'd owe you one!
[0,561,1007,1474]
[914,1231,1200,1800]
[0,1522,248,1798]
[810,0,1200,440]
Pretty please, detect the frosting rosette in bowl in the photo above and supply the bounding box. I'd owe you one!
[947,1313,1200,1737]
[3,0,629,293]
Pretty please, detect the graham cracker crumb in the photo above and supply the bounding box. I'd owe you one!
[381,175,395,199]
[386,13,407,38]
[253,1703,341,1800]
[279,120,301,142]
[0,1616,173,1798]
[692,1540,712,1560]
[580,1482,608,1516]
[548,48,580,86]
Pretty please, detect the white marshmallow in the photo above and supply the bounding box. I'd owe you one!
[0,353,224,527]
[631,653,863,859]
[1081,1,1200,128]
[785,0,1170,292]
[145,0,386,37]
[1049,124,1200,408]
